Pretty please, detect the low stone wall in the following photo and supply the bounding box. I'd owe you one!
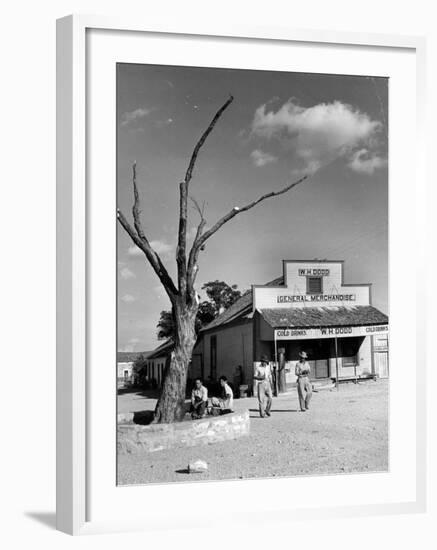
[118,410,250,454]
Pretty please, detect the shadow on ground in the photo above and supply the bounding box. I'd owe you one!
[117,388,160,399]
[25,511,56,530]
[249,408,298,413]
[133,410,155,425]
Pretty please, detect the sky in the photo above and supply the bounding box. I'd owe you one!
[117,64,388,353]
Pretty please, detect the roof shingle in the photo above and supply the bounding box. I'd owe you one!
[259,306,388,328]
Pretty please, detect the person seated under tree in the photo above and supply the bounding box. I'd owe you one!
[219,375,234,411]
[210,375,234,414]
[190,378,208,419]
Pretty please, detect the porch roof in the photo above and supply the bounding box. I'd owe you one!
[258,305,388,328]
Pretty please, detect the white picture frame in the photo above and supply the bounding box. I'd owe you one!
[56,14,427,535]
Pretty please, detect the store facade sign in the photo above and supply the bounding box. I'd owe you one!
[277,293,356,304]
[298,268,330,276]
[254,260,371,309]
[275,324,389,340]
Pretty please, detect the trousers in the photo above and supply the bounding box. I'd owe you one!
[191,400,206,418]
[257,381,273,417]
[297,376,312,411]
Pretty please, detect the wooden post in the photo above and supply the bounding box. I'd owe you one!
[278,347,286,393]
[335,337,339,391]
[273,331,279,397]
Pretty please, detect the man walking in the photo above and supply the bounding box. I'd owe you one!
[295,351,312,411]
[253,355,273,418]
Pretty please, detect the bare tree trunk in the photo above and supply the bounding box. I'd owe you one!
[117,96,309,423]
[154,301,198,423]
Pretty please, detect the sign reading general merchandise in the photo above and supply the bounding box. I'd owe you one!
[277,293,356,304]
[275,324,389,340]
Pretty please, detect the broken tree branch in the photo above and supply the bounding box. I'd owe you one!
[117,162,178,299]
[131,162,146,241]
[117,209,178,299]
[185,95,234,186]
[190,196,206,220]
[177,95,234,298]
[186,197,207,293]
[187,175,308,283]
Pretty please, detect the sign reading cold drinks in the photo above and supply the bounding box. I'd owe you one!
[275,325,389,340]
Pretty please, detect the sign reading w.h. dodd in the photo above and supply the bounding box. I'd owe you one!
[275,325,389,340]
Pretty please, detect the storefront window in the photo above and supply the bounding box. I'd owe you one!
[342,355,358,367]
[306,276,323,294]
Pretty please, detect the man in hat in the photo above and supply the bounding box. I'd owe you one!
[295,351,312,411]
[253,355,273,418]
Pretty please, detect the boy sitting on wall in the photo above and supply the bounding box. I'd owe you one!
[190,378,208,419]
[210,375,234,415]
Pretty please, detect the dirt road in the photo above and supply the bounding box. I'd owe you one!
[117,379,388,485]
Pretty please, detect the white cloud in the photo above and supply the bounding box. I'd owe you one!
[252,99,382,175]
[149,240,173,255]
[120,266,136,280]
[128,240,173,258]
[121,294,136,303]
[128,245,143,257]
[250,149,278,167]
[121,107,152,127]
[347,148,387,174]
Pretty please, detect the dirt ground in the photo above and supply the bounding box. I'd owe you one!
[117,379,388,485]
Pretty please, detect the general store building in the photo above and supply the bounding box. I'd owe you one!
[190,259,388,391]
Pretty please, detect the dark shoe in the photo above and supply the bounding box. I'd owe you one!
[265,411,271,417]
[260,414,266,418]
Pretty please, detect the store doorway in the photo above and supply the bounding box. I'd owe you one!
[375,351,389,378]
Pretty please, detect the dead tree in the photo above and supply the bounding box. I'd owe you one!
[117,96,307,423]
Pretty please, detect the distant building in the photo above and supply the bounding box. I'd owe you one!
[117,361,134,388]
[143,340,173,388]
[190,259,388,392]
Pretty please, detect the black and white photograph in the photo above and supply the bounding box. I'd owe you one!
[2,0,434,544]
[116,63,389,485]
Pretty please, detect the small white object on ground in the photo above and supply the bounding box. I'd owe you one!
[188,459,208,473]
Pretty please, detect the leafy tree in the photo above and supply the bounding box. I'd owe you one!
[157,280,240,340]
[132,353,149,387]
[157,310,175,340]
[201,280,242,316]
[196,299,216,329]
